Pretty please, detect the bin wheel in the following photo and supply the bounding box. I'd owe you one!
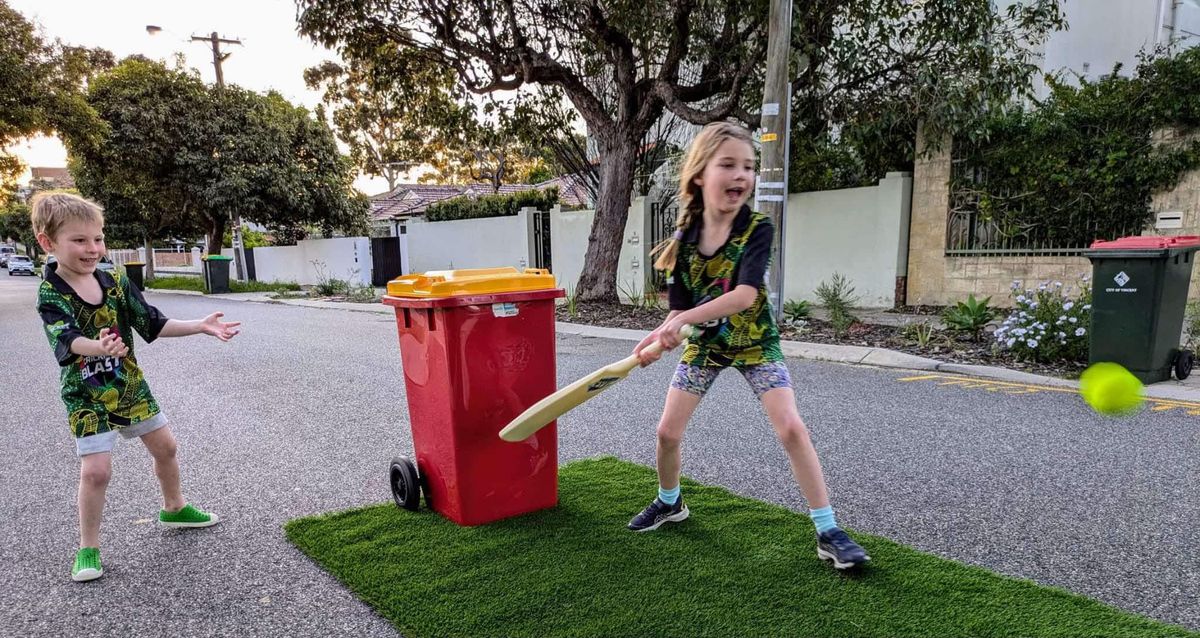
[389,457,420,511]
[1175,350,1194,380]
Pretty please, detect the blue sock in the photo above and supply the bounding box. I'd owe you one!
[810,505,837,534]
[658,485,680,505]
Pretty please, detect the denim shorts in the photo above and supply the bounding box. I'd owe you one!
[670,361,792,399]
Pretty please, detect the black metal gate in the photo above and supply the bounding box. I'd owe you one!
[648,200,678,289]
[244,247,257,281]
[533,209,552,270]
[371,237,403,286]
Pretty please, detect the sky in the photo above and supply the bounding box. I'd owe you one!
[5,0,394,195]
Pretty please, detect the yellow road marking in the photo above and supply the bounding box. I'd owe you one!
[896,373,1200,415]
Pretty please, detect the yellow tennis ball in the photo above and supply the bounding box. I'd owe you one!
[1080,362,1144,416]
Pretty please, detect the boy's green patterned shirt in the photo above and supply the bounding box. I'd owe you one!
[668,205,782,367]
[37,263,169,438]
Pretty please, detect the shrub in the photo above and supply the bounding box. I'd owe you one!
[994,278,1091,362]
[424,187,558,221]
[815,273,859,338]
[942,294,996,341]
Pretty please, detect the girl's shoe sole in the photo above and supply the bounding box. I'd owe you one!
[631,506,689,532]
[817,547,869,570]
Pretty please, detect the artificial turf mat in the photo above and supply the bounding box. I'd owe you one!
[285,456,1196,638]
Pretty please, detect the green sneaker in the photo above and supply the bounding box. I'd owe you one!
[159,503,220,528]
[71,547,103,582]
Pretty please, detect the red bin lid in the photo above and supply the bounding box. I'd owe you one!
[1089,235,1200,250]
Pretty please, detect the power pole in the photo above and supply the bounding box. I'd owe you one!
[757,0,792,320]
[192,31,248,281]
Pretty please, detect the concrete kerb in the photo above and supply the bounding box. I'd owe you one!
[143,288,1196,402]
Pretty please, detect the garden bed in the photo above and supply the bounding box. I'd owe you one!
[556,301,1088,379]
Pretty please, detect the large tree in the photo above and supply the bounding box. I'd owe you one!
[181,84,370,250]
[296,0,1061,301]
[66,58,208,278]
[0,1,112,195]
[298,0,769,301]
[65,57,369,265]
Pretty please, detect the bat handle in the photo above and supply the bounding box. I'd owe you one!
[639,324,695,358]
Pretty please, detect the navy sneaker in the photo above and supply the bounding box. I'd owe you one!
[817,527,870,569]
[627,496,689,532]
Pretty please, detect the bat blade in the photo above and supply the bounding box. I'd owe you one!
[497,325,693,443]
[497,356,638,442]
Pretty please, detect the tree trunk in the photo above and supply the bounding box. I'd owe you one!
[206,217,226,255]
[576,135,638,302]
[142,236,156,280]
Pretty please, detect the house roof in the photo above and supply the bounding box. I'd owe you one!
[534,174,591,207]
[30,167,75,188]
[370,179,590,222]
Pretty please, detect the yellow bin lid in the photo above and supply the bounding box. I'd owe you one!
[386,267,556,298]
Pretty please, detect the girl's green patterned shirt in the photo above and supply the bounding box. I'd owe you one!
[667,205,782,367]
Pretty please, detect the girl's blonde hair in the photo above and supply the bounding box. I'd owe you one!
[650,121,755,272]
[30,192,104,240]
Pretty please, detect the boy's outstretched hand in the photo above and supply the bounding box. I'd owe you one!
[200,312,241,341]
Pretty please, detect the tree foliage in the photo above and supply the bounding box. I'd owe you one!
[296,0,1061,300]
[952,47,1200,249]
[786,0,1063,192]
[64,57,369,255]
[0,1,112,194]
[304,41,468,192]
[0,194,34,251]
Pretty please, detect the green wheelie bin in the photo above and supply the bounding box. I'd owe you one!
[202,254,233,294]
[124,261,146,291]
[1082,235,1200,383]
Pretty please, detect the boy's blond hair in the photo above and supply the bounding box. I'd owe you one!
[30,192,105,240]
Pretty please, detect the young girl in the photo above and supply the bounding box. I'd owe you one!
[628,122,869,570]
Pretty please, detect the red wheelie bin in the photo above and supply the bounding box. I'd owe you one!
[382,267,565,526]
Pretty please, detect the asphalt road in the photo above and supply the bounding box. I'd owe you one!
[0,273,1196,636]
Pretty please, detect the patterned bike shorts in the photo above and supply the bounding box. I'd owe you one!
[670,361,792,399]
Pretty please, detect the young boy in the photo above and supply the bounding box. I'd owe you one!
[32,193,242,582]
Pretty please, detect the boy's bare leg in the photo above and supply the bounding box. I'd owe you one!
[140,426,185,512]
[78,452,112,548]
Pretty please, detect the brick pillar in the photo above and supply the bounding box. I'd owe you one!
[905,122,953,307]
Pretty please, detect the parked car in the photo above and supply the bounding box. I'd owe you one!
[42,255,115,276]
[7,255,34,276]
[0,245,15,268]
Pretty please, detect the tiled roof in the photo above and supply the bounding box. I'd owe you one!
[369,180,589,221]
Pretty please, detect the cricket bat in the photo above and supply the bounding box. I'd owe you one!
[498,325,695,442]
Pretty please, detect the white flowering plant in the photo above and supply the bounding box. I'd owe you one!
[994,278,1092,362]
